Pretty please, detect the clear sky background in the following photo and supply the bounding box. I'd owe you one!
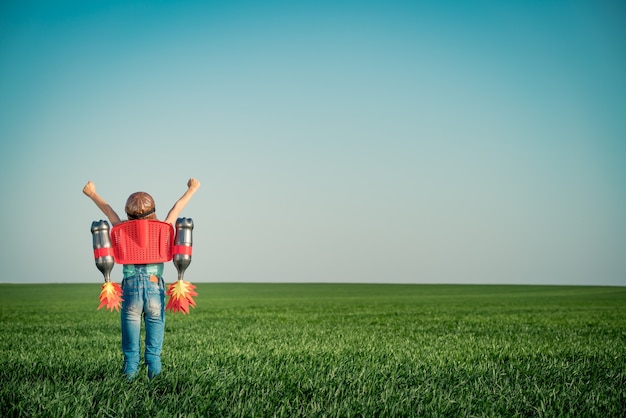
[1,0,624,285]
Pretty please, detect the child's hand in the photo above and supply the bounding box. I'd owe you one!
[83,181,96,197]
[187,178,201,191]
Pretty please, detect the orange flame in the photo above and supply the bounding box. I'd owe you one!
[98,281,123,312]
[166,280,197,314]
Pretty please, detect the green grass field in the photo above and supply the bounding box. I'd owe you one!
[0,283,624,417]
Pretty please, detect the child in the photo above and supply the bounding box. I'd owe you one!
[83,178,201,379]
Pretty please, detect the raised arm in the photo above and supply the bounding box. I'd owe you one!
[82,181,123,226]
[164,178,201,225]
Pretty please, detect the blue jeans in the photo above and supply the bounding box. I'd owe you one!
[121,266,165,379]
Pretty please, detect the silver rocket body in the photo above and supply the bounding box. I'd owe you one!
[174,217,193,281]
[91,220,114,282]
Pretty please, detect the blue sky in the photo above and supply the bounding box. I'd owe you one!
[1,0,624,285]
